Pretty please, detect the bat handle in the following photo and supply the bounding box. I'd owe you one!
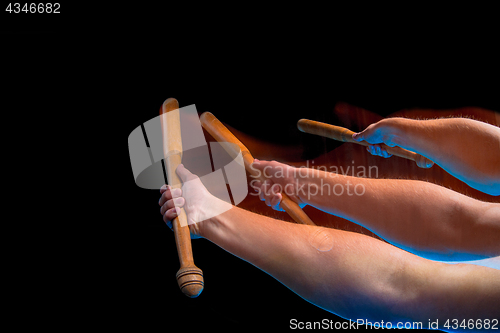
[172,206,204,298]
[280,194,316,226]
[385,145,434,168]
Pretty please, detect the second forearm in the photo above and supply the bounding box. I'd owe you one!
[392,118,500,195]
[296,169,498,258]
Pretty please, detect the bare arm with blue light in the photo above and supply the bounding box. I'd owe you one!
[353,117,500,196]
[159,165,500,331]
[250,160,500,261]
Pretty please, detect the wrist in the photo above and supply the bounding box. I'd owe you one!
[381,117,414,148]
[269,165,309,206]
[294,171,316,205]
[186,191,233,238]
[195,198,234,239]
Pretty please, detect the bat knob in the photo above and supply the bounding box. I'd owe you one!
[176,265,204,298]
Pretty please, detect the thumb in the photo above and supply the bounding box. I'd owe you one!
[352,131,364,142]
[250,159,274,175]
[250,158,266,170]
[176,164,197,183]
[352,123,383,144]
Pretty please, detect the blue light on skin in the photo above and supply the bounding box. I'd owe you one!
[312,206,499,269]
[382,240,499,270]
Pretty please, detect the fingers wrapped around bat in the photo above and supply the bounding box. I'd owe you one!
[159,184,185,224]
[366,144,392,158]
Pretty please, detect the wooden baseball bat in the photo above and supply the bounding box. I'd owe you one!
[200,112,316,226]
[160,98,204,298]
[297,119,434,168]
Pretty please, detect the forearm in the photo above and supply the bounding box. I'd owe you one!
[297,168,500,259]
[391,117,500,195]
[200,205,417,321]
[198,206,500,326]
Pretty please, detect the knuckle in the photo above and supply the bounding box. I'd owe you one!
[165,201,172,211]
[173,197,184,207]
[170,188,179,198]
[168,199,176,209]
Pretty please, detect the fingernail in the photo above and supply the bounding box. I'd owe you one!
[173,197,184,206]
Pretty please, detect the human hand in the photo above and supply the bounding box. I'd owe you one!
[159,164,233,238]
[352,118,405,158]
[250,159,307,211]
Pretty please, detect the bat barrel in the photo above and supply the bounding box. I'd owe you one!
[298,119,357,143]
[199,112,255,170]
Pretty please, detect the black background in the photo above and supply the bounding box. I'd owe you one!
[3,4,498,331]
